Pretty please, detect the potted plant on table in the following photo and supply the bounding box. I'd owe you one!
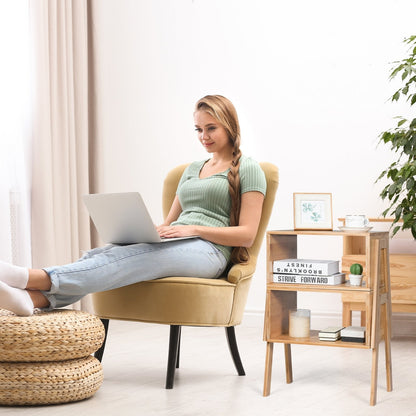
[377,35,416,238]
[349,263,364,286]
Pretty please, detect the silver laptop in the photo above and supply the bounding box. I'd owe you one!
[83,192,194,245]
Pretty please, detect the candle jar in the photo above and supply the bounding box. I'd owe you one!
[289,309,311,338]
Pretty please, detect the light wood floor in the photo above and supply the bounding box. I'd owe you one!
[2,319,416,416]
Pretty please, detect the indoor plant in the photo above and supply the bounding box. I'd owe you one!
[349,263,363,286]
[377,35,416,238]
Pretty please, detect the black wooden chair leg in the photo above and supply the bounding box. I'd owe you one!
[176,326,181,369]
[225,326,246,376]
[94,318,109,362]
[166,325,181,389]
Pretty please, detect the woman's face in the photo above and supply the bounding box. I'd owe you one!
[194,110,232,155]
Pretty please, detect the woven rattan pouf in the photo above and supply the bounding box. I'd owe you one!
[0,309,105,406]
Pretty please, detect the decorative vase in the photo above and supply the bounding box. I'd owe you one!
[349,274,363,286]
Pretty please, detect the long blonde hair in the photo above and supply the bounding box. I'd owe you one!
[195,95,249,264]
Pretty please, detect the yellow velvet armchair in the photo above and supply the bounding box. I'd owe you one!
[93,162,278,388]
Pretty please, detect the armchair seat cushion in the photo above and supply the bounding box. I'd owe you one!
[93,275,251,326]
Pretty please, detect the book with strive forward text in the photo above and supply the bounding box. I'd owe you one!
[273,259,339,276]
[273,272,345,285]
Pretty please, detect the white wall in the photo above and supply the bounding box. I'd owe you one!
[90,0,416,323]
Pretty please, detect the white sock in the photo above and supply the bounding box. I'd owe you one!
[0,261,29,289]
[0,281,34,316]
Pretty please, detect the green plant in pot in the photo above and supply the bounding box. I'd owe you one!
[377,35,416,238]
[349,263,363,286]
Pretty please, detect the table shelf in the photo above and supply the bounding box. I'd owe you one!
[267,330,369,348]
[262,230,393,406]
[267,282,371,293]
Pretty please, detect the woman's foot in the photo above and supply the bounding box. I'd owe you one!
[0,260,29,289]
[0,281,34,316]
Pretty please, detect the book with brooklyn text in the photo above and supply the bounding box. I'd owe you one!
[272,272,345,285]
[273,259,339,276]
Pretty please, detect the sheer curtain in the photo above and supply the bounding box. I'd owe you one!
[30,0,95,312]
[0,2,32,267]
[0,1,96,312]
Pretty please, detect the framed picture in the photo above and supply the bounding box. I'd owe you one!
[293,193,333,230]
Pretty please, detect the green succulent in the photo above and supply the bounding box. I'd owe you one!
[350,263,363,275]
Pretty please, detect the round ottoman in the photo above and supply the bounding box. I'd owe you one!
[0,309,105,406]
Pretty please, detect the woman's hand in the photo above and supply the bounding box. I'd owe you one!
[157,191,264,247]
[157,224,197,239]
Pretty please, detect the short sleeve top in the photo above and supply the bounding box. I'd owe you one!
[171,155,267,261]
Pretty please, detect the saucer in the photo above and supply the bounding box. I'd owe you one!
[338,226,373,232]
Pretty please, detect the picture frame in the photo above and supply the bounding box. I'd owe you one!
[293,193,333,230]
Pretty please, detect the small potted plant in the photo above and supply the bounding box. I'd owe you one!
[349,263,364,286]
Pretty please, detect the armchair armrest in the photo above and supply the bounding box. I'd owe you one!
[227,261,257,284]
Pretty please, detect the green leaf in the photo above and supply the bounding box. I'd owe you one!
[392,91,401,101]
[395,205,403,219]
[376,170,387,181]
[392,225,401,237]
[403,213,414,226]
[389,183,398,197]
[390,65,402,79]
[387,168,398,180]
[404,141,412,154]
[411,94,416,105]
[398,118,407,127]
[407,177,415,190]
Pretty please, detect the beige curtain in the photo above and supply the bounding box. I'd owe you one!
[30,0,95,312]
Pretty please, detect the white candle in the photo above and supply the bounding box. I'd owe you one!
[289,309,310,338]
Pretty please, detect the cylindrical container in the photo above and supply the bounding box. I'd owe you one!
[289,309,311,338]
[349,274,363,286]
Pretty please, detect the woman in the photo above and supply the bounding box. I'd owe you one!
[0,95,267,316]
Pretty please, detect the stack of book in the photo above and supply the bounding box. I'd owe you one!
[318,326,344,341]
[340,326,366,343]
[272,259,346,285]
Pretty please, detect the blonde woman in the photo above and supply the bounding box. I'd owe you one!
[0,95,266,316]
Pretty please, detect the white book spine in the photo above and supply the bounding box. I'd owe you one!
[319,337,339,342]
[272,273,345,285]
[272,259,339,275]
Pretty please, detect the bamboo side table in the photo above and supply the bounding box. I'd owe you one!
[262,230,393,406]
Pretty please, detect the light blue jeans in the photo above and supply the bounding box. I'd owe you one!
[42,238,228,309]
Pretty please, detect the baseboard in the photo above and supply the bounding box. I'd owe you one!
[390,313,416,337]
[243,309,416,338]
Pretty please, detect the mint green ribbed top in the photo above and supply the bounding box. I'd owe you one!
[171,155,267,261]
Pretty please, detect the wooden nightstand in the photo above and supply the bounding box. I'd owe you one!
[263,230,393,406]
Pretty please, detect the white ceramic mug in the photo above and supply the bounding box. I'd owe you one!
[345,215,369,228]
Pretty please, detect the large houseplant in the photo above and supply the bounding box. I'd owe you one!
[377,35,416,238]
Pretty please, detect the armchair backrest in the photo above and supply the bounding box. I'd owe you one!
[247,162,279,260]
